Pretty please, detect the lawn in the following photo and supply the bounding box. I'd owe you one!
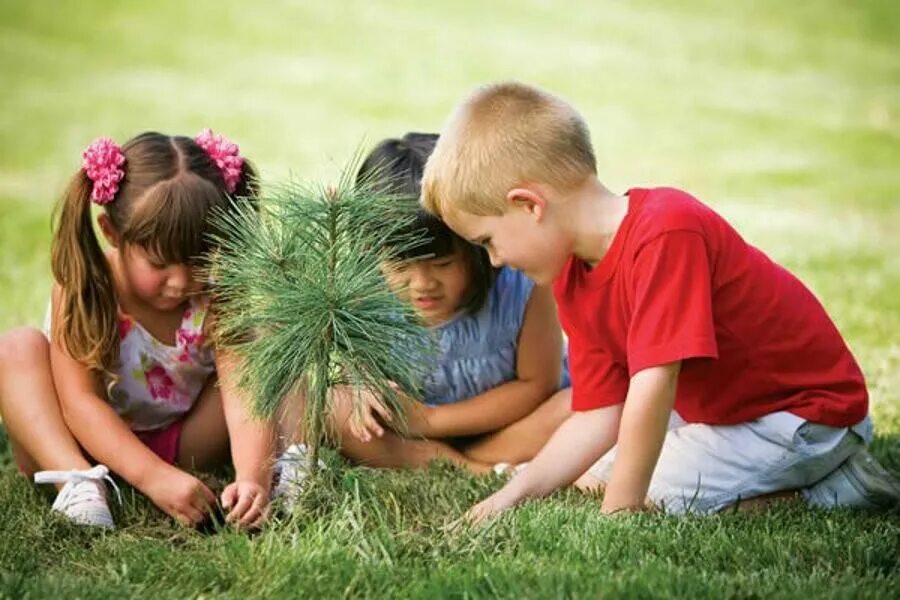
[1,0,898,597]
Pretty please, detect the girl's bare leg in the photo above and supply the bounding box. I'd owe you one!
[273,386,492,474]
[461,388,572,465]
[276,390,306,450]
[338,425,493,474]
[176,375,230,471]
[0,328,92,488]
[326,391,492,474]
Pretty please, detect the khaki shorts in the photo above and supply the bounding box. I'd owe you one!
[588,410,872,514]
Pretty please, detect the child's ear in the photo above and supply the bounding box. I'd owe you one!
[506,187,546,221]
[96,214,120,248]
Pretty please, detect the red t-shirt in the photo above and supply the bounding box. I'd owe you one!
[553,187,867,427]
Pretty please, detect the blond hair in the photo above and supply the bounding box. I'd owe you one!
[421,82,596,218]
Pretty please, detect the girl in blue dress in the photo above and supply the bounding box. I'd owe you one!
[335,133,571,473]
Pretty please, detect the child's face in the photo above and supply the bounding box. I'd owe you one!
[383,247,471,326]
[446,204,569,286]
[119,245,205,311]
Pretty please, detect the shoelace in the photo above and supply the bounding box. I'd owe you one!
[34,464,123,505]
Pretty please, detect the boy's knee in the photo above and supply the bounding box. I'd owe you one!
[0,327,49,372]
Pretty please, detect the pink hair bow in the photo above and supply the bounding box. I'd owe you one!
[195,129,243,194]
[82,137,125,205]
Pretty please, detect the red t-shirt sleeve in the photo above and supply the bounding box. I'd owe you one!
[568,334,629,411]
[627,230,719,375]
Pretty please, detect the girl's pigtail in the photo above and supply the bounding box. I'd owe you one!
[50,171,119,373]
[232,160,259,199]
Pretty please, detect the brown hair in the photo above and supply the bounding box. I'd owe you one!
[421,81,597,218]
[50,131,258,373]
[356,132,495,314]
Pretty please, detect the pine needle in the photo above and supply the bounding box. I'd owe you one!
[206,168,435,466]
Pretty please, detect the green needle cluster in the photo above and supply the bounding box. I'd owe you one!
[206,168,435,463]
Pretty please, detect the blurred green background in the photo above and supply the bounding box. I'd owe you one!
[2,0,898,415]
[1,2,898,596]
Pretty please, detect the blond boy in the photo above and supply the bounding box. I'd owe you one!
[421,82,899,519]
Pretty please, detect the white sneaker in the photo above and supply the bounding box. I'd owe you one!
[492,462,528,476]
[272,444,326,511]
[34,465,120,529]
[804,449,900,509]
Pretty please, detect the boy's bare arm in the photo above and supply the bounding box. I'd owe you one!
[600,361,680,513]
[467,403,622,523]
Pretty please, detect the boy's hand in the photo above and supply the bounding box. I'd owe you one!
[143,466,218,527]
[462,407,625,527]
[466,487,519,525]
[221,480,271,529]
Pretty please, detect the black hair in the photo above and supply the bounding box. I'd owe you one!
[356,132,495,313]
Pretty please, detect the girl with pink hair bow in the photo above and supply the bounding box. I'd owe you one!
[0,131,310,530]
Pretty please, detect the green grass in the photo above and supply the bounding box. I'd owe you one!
[1,450,898,599]
[1,0,899,597]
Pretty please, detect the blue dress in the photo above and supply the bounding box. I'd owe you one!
[422,267,570,406]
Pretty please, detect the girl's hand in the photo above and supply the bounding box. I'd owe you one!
[339,387,393,443]
[143,466,217,527]
[221,480,271,529]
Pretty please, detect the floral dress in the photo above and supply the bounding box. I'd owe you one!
[104,297,216,432]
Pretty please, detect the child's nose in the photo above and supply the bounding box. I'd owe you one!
[166,265,193,292]
[408,266,437,291]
